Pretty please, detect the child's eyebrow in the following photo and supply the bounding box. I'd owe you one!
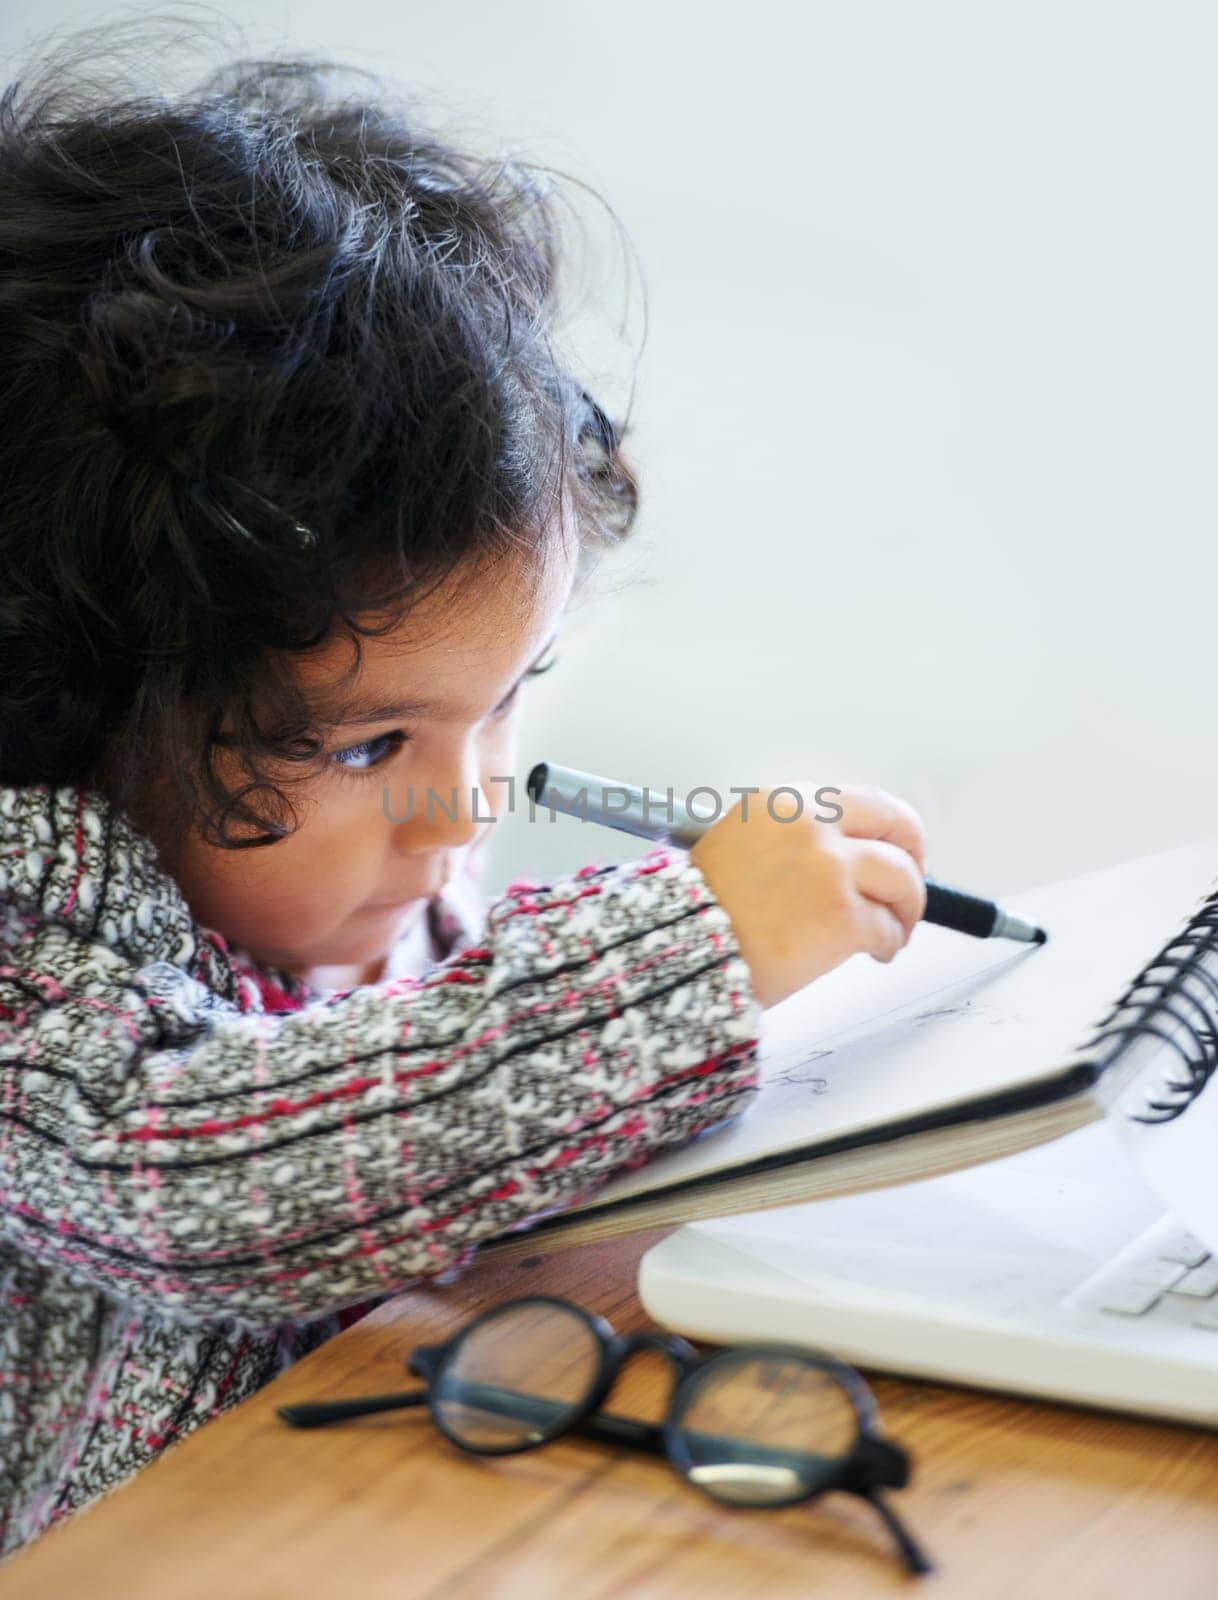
[322,631,561,728]
[326,692,445,726]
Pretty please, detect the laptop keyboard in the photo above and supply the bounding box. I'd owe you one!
[1067,1216,1218,1328]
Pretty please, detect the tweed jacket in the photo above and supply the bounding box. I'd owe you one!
[0,783,761,1555]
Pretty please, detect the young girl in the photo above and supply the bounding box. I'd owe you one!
[0,41,927,1556]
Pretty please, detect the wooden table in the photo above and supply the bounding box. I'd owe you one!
[4,1229,1218,1599]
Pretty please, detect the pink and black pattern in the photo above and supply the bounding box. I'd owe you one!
[0,784,761,1555]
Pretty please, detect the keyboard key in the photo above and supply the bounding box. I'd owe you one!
[1099,1281,1168,1316]
[1168,1264,1218,1299]
[1127,1260,1188,1291]
[1157,1231,1213,1269]
[1096,1259,1189,1316]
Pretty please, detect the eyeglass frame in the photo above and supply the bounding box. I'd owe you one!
[278,1293,933,1577]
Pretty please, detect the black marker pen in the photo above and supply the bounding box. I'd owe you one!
[526,761,1047,946]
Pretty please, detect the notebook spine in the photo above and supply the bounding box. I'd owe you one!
[1070,882,1218,1122]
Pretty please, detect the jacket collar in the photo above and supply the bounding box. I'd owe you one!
[0,785,485,1009]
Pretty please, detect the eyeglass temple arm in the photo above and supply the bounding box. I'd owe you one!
[574,1409,668,1455]
[276,1385,667,1447]
[278,1391,429,1427]
[859,1487,935,1577]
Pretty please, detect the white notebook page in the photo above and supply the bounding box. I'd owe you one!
[588,835,1218,1208]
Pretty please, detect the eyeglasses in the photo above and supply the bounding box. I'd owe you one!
[278,1294,933,1577]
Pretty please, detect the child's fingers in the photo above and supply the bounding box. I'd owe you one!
[852,899,908,964]
[832,785,927,875]
[849,837,928,947]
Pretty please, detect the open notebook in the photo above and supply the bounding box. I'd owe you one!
[490,835,1218,1254]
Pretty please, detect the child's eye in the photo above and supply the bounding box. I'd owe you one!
[528,651,559,679]
[492,652,559,718]
[329,654,558,769]
[331,731,406,773]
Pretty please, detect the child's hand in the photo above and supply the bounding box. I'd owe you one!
[689,782,927,1011]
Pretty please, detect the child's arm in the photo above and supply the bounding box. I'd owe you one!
[1,849,759,1327]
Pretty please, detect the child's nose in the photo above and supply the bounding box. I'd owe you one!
[396,760,493,852]
[422,787,488,851]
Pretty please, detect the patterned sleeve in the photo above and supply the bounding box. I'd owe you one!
[0,850,761,1326]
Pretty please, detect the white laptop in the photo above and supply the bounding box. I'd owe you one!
[638,1116,1218,1428]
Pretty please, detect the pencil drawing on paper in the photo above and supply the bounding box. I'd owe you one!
[764,1051,833,1091]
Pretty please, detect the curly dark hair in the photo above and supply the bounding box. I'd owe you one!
[0,21,640,854]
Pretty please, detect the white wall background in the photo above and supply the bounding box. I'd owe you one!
[4,1,1216,903]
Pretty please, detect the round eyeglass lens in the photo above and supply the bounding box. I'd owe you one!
[672,1352,859,1505]
[432,1301,601,1452]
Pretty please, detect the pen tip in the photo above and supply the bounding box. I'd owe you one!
[1033,927,1048,945]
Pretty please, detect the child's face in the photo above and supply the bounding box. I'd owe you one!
[167,534,579,985]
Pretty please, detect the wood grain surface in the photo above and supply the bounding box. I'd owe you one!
[3,1228,1217,1599]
